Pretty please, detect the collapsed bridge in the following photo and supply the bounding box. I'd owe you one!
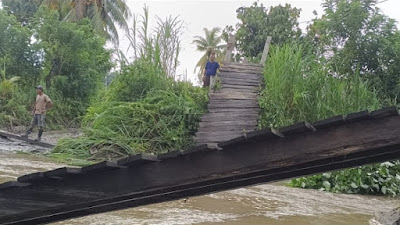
[1,106,400,225]
[1,36,400,225]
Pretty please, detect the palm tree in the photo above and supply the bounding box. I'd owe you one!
[193,27,226,82]
[41,0,131,45]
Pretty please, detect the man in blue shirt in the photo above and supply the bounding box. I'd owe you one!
[203,52,220,88]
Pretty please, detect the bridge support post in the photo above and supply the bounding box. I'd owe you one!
[260,36,272,66]
[224,34,235,63]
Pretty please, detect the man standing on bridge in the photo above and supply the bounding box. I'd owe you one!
[22,85,53,141]
[203,52,220,89]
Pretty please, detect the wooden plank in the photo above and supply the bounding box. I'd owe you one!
[208,107,260,113]
[218,72,262,80]
[312,115,345,129]
[201,114,259,122]
[196,125,257,133]
[345,110,370,123]
[44,167,82,179]
[0,130,55,148]
[224,62,263,68]
[209,100,259,108]
[195,131,244,137]
[202,111,259,118]
[0,182,30,190]
[219,88,258,94]
[117,154,159,167]
[219,76,261,83]
[220,79,260,87]
[220,84,260,90]
[209,92,257,100]
[370,107,398,118]
[18,172,46,183]
[208,103,259,109]
[220,66,262,71]
[194,135,242,143]
[198,120,258,128]
[81,161,121,173]
[260,36,272,66]
[217,71,264,80]
[222,64,263,70]
[224,35,235,62]
[279,122,315,136]
[220,68,262,75]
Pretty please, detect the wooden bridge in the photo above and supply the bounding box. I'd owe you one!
[194,62,263,145]
[2,36,400,224]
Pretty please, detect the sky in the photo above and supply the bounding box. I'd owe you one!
[117,0,400,84]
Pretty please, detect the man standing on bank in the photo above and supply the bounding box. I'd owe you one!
[203,52,220,89]
[22,85,53,141]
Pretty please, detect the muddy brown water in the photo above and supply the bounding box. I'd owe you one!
[0,136,399,225]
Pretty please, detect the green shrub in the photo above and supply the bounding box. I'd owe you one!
[289,161,400,196]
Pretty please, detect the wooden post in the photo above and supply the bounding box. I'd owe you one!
[224,34,235,63]
[260,36,272,66]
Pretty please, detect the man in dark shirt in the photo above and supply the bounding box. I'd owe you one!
[203,52,220,88]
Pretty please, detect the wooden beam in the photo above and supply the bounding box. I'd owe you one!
[223,34,235,63]
[1,109,400,224]
[0,130,54,148]
[260,36,272,66]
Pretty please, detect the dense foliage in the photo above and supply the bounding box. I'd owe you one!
[33,7,113,127]
[289,162,400,197]
[227,2,301,61]
[52,59,208,161]
[2,0,131,44]
[308,0,400,99]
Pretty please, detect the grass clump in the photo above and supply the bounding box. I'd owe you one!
[259,44,399,196]
[52,59,208,161]
[258,44,383,129]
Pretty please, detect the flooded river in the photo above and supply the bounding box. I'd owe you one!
[0,136,399,225]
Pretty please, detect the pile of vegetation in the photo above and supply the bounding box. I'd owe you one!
[52,59,208,161]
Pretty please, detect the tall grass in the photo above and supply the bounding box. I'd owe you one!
[262,45,400,196]
[258,45,383,129]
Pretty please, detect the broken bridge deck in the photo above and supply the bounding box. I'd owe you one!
[1,107,400,224]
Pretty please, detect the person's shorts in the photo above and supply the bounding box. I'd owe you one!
[203,75,217,87]
[31,114,46,127]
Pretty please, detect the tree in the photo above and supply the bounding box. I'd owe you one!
[192,27,226,82]
[32,7,112,107]
[62,0,131,44]
[1,0,131,44]
[0,10,40,85]
[308,0,400,98]
[234,2,301,60]
[1,0,41,25]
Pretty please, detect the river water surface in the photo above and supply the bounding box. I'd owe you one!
[0,137,399,225]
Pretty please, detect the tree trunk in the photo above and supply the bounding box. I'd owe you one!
[74,0,87,21]
[45,58,60,89]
